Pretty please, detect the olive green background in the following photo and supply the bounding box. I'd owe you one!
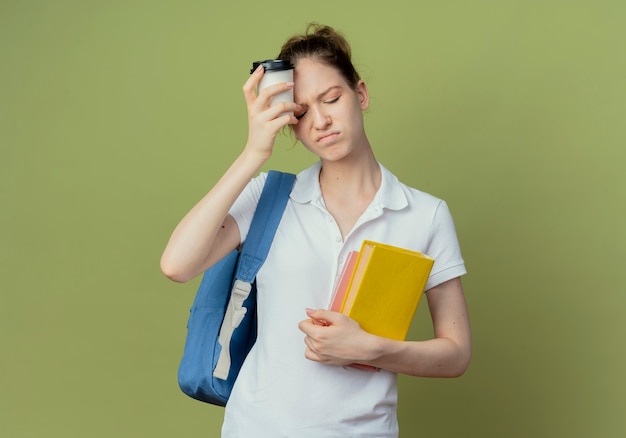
[2,1,624,437]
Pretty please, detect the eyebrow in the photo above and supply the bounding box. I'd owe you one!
[316,85,342,99]
[297,86,343,106]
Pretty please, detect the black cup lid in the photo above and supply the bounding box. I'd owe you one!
[251,59,294,74]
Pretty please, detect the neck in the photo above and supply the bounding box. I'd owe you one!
[319,145,381,196]
[317,143,381,238]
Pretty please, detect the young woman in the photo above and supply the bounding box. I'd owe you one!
[161,24,471,437]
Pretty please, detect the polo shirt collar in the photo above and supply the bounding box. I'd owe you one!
[290,161,408,211]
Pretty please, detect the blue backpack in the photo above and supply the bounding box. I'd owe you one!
[177,171,296,406]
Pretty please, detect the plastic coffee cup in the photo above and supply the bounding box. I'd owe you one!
[251,59,294,115]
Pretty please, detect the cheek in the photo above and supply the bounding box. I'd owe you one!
[291,125,316,152]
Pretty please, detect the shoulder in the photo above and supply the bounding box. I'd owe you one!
[378,163,444,213]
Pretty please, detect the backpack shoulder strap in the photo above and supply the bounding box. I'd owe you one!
[235,170,296,283]
[213,171,295,380]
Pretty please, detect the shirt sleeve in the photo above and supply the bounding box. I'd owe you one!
[425,200,467,290]
[228,172,268,243]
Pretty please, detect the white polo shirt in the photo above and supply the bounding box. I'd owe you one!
[223,161,466,438]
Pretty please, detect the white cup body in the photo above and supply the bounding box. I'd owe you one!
[258,68,294,115]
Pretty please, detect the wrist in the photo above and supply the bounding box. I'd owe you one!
[234,148,270,175]
[240,146,271,168]
[361,335,403,369]
[360,332,387,364]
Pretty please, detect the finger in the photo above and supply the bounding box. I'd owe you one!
[305,308,319,318]
[303,308,327,327]
[304,346,321,362]
[303,336,323,361]
[243,64,264,106]
[311,318,329,327]
[250,105,299,137]
[306,308,339,325]
[303,309,322,326]
[260,103,301,129]
[255,81,295,108]
[298,318,318,335]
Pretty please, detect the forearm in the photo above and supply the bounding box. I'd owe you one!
[363,335,471,378]
[160,149,267,282]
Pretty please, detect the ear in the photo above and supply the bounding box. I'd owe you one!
[355,80,369,110]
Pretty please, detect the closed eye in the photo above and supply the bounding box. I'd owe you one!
[295,95,340,120]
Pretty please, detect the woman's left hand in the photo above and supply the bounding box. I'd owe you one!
[298,308,378,367]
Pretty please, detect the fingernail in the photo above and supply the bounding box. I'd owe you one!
[286,81,295,87]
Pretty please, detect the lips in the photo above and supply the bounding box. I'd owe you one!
[316,131,340,143]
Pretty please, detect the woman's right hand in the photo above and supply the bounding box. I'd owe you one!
[242,66,301,161]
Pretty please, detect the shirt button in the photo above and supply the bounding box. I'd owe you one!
[335,236,342,242]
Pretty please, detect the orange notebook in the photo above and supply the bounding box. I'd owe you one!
[336,240,435,341]
[329,251,359,312]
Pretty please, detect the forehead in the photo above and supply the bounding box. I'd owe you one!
[293,59,348,100]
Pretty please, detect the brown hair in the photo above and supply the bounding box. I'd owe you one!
[277,23,361,89]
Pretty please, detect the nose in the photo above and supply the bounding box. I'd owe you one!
[311,106,331,130]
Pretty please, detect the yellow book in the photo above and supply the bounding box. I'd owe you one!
[340,240,435,341]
